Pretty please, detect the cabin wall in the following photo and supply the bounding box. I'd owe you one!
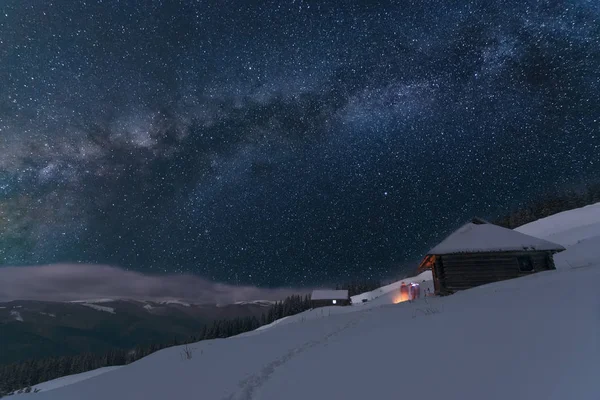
[432,257,445,295]
[311,299,350,308]
[438,251,554,293]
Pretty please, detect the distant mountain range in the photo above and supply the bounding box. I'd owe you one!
[0,299,273,365]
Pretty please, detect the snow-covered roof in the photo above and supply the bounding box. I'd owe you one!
[428,221,566,255]
[311,290,349,300]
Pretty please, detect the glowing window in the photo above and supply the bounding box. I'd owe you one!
[332,300,337,304]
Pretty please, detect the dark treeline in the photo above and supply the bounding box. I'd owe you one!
[495,183,600,229]
[0,344,172,397]
[0,294,312,397]
[335,280,382,297]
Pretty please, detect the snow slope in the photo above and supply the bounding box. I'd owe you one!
[238,271,434,338]
[70,299,116,304]
[79,303,116,314]
[350,270,433,304]
[234,300,276,306]
[516,202,600,269]
[16,204,600,400]
[159,300,191,307]
[13,367,122,394]
[20,266,599,400]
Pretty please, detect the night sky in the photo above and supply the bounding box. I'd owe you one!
[1,0,599,288]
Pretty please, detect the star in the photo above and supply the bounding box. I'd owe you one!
[0,0,598,288]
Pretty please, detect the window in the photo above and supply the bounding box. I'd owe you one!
[332,299,337,304]
[517,256,534,272]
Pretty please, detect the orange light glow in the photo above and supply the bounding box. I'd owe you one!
[392,293,408,304]
[393,282,421,304]
[393,284,411,304]
[417,255,436,273]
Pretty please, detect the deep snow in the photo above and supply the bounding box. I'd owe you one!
[516,202,600,270]
[11,367,123,395]
[15,202,600,400]
[428,220,565,254]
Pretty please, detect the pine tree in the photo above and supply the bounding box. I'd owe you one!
[0,291,315,394]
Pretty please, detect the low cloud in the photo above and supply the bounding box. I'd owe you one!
[0,264,308,304]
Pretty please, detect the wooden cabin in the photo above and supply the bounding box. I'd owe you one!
[310,290,350,308]
[418,218,565,295]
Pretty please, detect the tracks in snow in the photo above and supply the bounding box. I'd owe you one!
[223,315,363,400]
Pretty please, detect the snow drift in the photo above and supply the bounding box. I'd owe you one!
[516,202,600,270]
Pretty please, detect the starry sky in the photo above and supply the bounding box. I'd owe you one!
[1,0,599,288]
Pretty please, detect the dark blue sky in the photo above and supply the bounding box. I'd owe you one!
[1,0,599,286]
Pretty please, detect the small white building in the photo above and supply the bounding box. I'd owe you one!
[310,290,350,308]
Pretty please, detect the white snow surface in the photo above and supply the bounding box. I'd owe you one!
[350,270,433,304]
[234,300,276,306]
[19,204,600,400]
[24,267,600,400]
[251,316,292,333]
[516,202,600,269]
[79,303,115,314]
[13,367,122,395]
[10,310,24,322]
[429,221,565,254]
[70,299,115,304]
[158,300,191,307]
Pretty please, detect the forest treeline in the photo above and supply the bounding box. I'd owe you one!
[0,294,312,397]
[494,183,600,228]
[335,280,382,296]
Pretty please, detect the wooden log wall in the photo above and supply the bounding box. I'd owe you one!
[439,251,553,292]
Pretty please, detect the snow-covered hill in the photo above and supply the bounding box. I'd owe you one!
[350,270,433,304]
[0,298,271,365]
[16,203,600,400]
[11,367,122,395]
[516,202,600,270]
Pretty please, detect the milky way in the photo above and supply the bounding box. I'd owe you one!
[1,0,599,287]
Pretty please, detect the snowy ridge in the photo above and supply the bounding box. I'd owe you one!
[10,310,24,322]
[79,303,115,314]
[233,300,276,306]
[516,201,600,270]
[158,300,191,307]
[39,312,56,318]
[252,316,292,333]
[16,203,600,399]
[70,299,115,304]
